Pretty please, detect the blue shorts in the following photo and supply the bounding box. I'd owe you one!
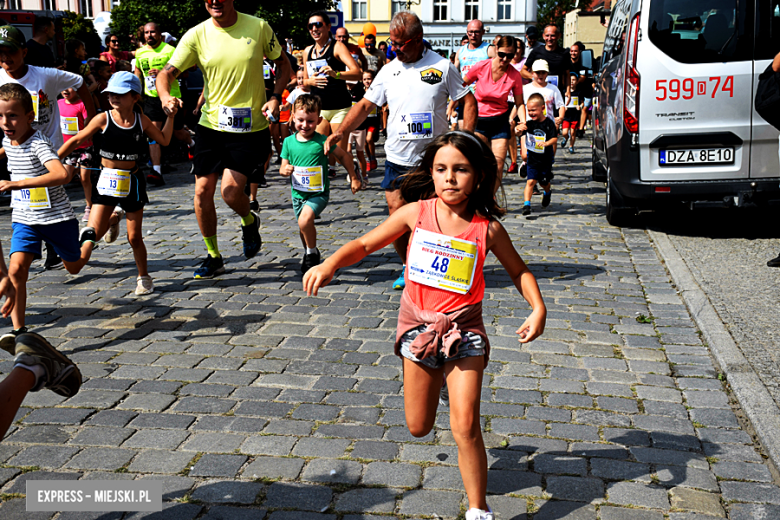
[583,97,593,108]
[382,160,412,190]
[292,193,329,219]
[527,163,554,184]
[475,111,511,141]
[11,219,81,262]
[399,325,486,369]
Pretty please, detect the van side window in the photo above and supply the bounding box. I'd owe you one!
[648,0,752,63]
[756,0,780,60]
[602,0,632,63]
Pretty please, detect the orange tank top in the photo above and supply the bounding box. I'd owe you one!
[405,198,489,314]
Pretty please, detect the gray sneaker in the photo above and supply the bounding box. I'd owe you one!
[13,332,82,397]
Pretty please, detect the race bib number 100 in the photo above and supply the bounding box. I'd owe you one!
[398,112,433,141]
[407,228,478,294]
[218,105,252,133]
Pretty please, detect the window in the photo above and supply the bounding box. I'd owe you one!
[464,0,479,21]
[433,0,448,21]
[756,0,780,60]
[6,0,20,9]
[647,0,751,63]
[80,0,94,18]
[43,0,56,10]
[497,0,511,20]
[392,1,405,17]
[352,0,367,20]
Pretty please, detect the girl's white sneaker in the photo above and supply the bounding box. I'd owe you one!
[465,507,494,520]
[135,275,154,295]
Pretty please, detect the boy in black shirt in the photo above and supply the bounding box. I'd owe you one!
[561,72,582,152]
[519,93,557,216]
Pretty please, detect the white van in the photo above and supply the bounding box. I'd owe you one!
[592,0,780,225]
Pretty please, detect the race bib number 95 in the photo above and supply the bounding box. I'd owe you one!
[407,228,478,294]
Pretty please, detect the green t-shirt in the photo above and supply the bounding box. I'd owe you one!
[135,42,181,98]
[280,132,330,200]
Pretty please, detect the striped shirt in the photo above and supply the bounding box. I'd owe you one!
[6,131,75,226]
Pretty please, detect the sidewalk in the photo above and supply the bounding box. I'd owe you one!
[0,143,778,519]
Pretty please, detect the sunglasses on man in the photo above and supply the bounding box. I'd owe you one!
[308,21,327,30]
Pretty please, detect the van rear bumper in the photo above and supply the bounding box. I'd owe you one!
[615,178,780,207]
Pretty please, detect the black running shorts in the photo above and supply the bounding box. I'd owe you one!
[192,126,271,178]
[143,95,186,130]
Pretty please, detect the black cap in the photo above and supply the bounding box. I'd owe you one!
[526,26,539,38]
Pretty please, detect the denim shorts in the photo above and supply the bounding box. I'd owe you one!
[399,325,486,369]
[475,111,511,141]
[382,160,412,190]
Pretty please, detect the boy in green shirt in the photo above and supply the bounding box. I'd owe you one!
[280,94,361,274]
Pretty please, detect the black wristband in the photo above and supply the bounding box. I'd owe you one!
[269,92,282,102]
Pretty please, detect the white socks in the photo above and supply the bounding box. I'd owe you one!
[153,165,162,174]
[305,247,318,255]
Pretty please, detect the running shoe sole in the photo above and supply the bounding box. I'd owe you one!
[15,332,82,397]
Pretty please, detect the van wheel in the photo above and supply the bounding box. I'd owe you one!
[592,148,607,182]
[606,176,635,227]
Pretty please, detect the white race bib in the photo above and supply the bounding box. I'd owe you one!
[292,166,324,193]
[145,75,157,92]
[567,96,579,107]
[547,75,559,88]
[307,59,328,77]
[96,168,131,198]
[29,91,40,122]
[10,174,50,209]
[527,133,546,154]
[60,116,79,136]
[263,64,271,80]
[217,105,252,133]
[407,228,478,294]
[398,112,433,141]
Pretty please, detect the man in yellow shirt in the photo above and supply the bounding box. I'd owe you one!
[157,0,291,279]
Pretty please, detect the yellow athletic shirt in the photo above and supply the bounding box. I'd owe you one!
[168,12,282,133]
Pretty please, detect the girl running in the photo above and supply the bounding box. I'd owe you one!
[303,130,547,520]
[58,72,177,295]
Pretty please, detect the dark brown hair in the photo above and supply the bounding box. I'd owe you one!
[0,83,34,114]
[400,131,505,220]
[496,35,516,50]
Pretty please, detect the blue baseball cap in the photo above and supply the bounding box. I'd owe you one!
[103,71,142,95]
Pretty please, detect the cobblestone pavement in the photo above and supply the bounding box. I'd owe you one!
[649,212,780,411]
[1,140,779,519]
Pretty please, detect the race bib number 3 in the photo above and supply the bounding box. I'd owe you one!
[61,116,79,136]
[398,112,433,141]
[407,228,478,294]
[292,166,324,193]
[218,105,252,133]
[96,168,131,198]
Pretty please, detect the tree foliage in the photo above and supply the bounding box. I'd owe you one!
[536,0,593,32]
[109,0,335,51]
[62,11,102,57]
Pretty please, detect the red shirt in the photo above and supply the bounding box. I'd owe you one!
[466,59,524,117]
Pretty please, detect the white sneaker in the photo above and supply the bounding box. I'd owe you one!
[82,205,91,222]
[104,208,125,244]
[465,507,494,520]
[439,377,449,407]
[135,275,154,295]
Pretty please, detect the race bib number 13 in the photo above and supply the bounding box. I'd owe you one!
[96,168,131,198]
[218,105,252,133]
[407,228,478,294]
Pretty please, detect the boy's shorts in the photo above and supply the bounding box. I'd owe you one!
[11,219,81,262]
[562,120,579,130]
[527,163,554,184]
[382,160,412,190]
[292,193,329,220]
[91,167,148,214]
[349,129,367,152]
[399,325,486,369]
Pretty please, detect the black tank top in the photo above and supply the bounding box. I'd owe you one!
[97,109,147,162]
[307,39,352,111]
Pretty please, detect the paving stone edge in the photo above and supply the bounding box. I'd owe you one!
[648,229,780,477]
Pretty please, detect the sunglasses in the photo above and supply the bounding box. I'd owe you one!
[497,51,515,59]
[308,21,326,30]
[387,36,417,50]
[110,40,119,43]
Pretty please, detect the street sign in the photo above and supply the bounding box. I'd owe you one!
[327,11,343,35]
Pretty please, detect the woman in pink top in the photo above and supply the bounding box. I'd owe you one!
[507,41,529,173]
[463,35,527,189]
[99,34,134,73]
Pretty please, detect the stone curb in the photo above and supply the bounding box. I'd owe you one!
[648,229,780,475]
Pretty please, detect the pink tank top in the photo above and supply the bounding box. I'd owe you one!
[405,198,489,314]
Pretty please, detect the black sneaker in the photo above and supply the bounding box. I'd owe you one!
[0,326,28,356]
[522,205,531,216]
[541,188,552,208]
[14,332,82,397]
[241,211,262,259]
[768,255,780,267]
[194,254,226,279]
[79,226,98,249]
[519,163,527,178]
[43,243,63,270]
[147,172,165,187]
[301,249,321,274]
[258,177,269,188]
[328,167,338,179]
[249,200,260,212]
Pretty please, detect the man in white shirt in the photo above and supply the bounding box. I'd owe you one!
[324,11,476,290]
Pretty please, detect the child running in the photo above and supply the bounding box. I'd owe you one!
[303,130,547,520]
[58,87,94,222]
[519,93,557,216]
[280,94,361,274]
[362,70,380,172]
[347,79,369,187]
[561,72,582,153]
[522,59,564,165]
[0,84,88,342]
[58,71,178,295]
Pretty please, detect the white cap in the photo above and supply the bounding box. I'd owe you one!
[532,59,549,73]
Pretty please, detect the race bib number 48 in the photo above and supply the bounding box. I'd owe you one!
[398,112,433,141]
[407,228,478,294]
[218,105,252,133]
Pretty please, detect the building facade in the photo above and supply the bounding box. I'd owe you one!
[564,6,610,57]
[3,0,115,17]
[420,0,537,55]
[343,0,422,42]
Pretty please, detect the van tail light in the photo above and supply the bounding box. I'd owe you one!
[624,14,640,134]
